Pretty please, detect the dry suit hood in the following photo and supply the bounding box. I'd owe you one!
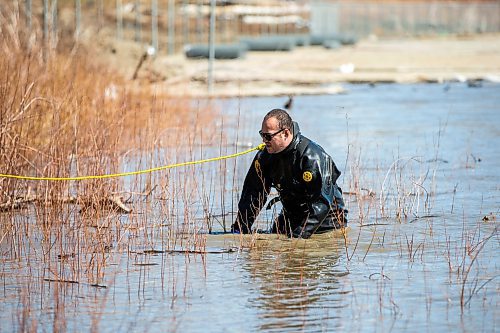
[279,121,301,155]
[291,121,300,139]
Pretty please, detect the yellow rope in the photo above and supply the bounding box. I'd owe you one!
[0,143,266,181]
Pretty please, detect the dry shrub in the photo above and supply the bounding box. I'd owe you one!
[0,2,221,294]
[0,3,217,204]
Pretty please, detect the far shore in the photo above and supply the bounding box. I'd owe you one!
[88,33,500,97]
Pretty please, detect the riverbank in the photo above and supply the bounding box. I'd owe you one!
[87,32,500,97]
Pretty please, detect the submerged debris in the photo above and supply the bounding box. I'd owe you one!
[139,247,237,255]
[0,193,132,213]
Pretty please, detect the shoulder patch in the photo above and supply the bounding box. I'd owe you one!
[302,171,313,182]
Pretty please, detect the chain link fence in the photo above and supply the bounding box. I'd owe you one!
[311,1,500,37]
[7,0,500,54]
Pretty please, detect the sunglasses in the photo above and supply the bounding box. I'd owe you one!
[259,128,286,142]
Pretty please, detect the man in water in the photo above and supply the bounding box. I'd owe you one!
[231,109,347,238]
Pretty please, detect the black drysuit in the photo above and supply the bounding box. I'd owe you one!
[231,122,347,238]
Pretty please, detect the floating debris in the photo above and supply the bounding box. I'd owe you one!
[368,272,391,280]
[90,284,107,289]
[467,79,483,88]
[482,213,496,222]
[44,278,79,284]
[58,253,76,260]
[143,249,165,254]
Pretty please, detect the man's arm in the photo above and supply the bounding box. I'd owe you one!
[231,153,271,233]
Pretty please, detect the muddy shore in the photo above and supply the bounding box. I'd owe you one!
[89,32,500,97]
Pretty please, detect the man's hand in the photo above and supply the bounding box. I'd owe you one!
[231,221,251,234]
[230,224,241,234]
[292,224,312,239]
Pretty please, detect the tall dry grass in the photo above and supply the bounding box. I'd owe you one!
[0,2,220,309]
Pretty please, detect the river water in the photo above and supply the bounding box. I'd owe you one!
[1,83,498,332]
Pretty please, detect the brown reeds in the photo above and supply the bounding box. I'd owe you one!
[1,4,225,329]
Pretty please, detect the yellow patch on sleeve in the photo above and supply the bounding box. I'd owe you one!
[303,171,313,182]
[254,160,261,174]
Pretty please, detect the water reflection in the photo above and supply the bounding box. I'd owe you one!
[242,234,348,332]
